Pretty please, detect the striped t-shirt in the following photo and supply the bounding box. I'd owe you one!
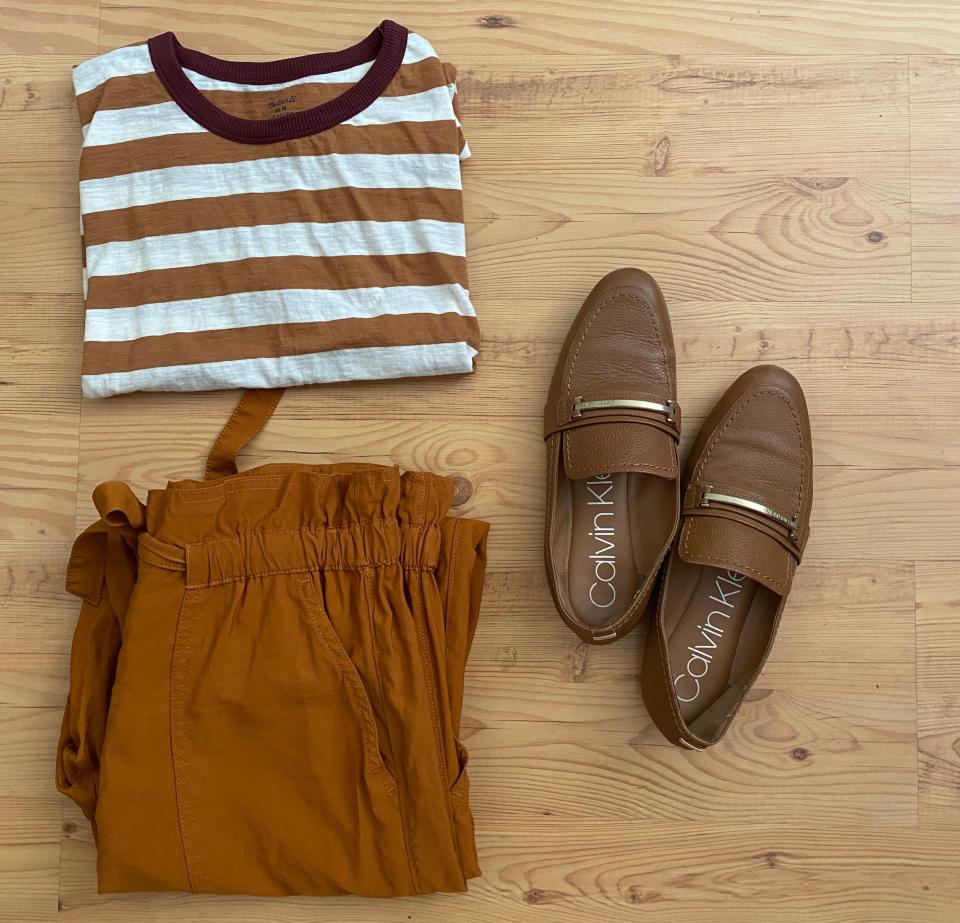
[73,20,477,398]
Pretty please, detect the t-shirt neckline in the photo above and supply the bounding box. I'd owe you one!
[147,20,408,145]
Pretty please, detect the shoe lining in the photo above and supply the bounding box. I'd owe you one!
[663,558,778,727]
[560,471,673,629]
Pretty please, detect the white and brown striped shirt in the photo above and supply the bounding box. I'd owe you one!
[73,20,477,398]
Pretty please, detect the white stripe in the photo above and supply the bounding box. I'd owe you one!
[445,81,465,131]
[83,100,203,146]
[72,32,437,100]
[85,218,465,276]
[79,152,462,214]
[180,32,438,94]
[404,33,439,67]
[183,62,376,94]
[84,284,475,341]
[82,84,458,148]
[81,341,477,398]
[347,84,457,125]
[73,44,153,96]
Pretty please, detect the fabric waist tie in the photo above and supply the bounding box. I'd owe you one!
[57,481,147,838]
[205,388,286,480]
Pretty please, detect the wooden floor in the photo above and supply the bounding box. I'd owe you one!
[2,1,960,920]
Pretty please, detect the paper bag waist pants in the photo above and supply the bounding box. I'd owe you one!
[55,390,489,897]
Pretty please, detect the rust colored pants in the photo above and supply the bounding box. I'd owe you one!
[56,390,489,897]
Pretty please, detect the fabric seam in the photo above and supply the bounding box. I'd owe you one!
[169,586,201,891]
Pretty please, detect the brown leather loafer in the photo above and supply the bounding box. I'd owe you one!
[642,364,813,748]
[544,268,681,644]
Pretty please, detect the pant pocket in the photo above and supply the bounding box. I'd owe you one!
[449,739,470,802]
[296,575,398,795]
[448,739,480,879]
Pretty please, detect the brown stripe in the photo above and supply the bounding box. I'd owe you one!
[82,185,464,246]
[75,86,104,130]
[79,118,460,181]
[81,311,479,375]
[76,56,445,125]
[84,252,469,310]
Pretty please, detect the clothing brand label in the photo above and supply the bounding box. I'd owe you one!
[673,569,747,703]
[585,474,617,608]
[266,94,297,117]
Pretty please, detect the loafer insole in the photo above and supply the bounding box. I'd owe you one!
[566,472,672,628]
[664,558,777,723]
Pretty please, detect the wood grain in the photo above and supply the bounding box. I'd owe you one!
[0,798,60,923]
[96,1,960,55]
[2,2,960,921]
[916,563,960,827]
[55,813,960,922]
[0,1,98,55]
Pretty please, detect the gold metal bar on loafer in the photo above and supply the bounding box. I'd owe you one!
[572,398,676,422]
[699,490,798,535]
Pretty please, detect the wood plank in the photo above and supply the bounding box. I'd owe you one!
[477,560,915,666]
[58,820,960,922]
[0,541,76,655]
[16,296,956,417]
[464,645,916,733]
[0,1,99,55]
[17,660,914,830]
[461,717,916,826]
[916,563,960,826]
[0,109,79,164]
[0,54,77,109]
[10,548,911,688]
[0,797,60,923]
[468,211,909,305]
[67,295,958,411]
[908,56,960,151]
[909,58,960,301]
[0,175,911,299]
[97,1,960,55]
[910,149,960,302]
[0,413,79,542]
[0,294,82,415]
[0,53,910,178]
[0,706,61,799]
[459,55,909,184]
[0,653,68,709]
[73,400,959,563]
[0,301,82,541]
[0,53,80,163]
[464,155,912,223]
[0,163,79,294]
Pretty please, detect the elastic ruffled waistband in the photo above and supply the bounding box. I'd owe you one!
[144,463,456,557]
[164,520,443,585]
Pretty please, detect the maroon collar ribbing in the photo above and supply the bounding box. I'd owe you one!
[147,20,408,145]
